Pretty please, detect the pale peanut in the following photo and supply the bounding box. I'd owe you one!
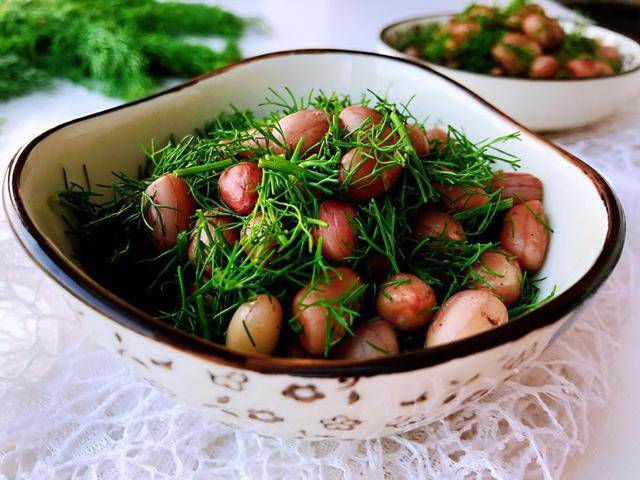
[226,294,283,355]
[426,289,508,347]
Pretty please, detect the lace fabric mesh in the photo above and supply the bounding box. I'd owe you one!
[0,97,638,479]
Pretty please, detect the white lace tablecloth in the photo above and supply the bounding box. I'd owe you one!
[1,2,639,479]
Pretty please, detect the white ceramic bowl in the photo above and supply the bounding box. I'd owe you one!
[3,50,625,439]
[379,16,640,131]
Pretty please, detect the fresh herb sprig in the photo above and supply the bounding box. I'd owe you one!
[0,0,250,101]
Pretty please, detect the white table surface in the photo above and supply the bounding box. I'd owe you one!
[1,1,638,479]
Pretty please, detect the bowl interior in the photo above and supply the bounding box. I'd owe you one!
[380,15,640,75]
[13,51,611,333]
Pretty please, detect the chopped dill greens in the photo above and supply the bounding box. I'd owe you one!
[508,274,557,318]
[0,0,250,101]
[366,341,390,355]
[392,0,625,78]
[242,321,257,347]
[57,89,555,359]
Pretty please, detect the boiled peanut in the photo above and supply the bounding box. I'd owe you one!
[188,210,239,267]
[426,289,508,347]
[426,128,448,150]
[238,129,269,158]
[594,61,614,76]
[470,250,522,306]
[565,59,599,78]
[339,147,403,202]
[405,124,430,157]
[412,209,466,242]
[376,273,437,331]
[597,45,621,63]
[499,200,549,272]
[272,109,330,155]
[314,199,358,261]
[336,320,399,360]
[292,267,363,356]
[492,33,542,75]
[226,294,283,355]
[505,3,544,29]
[448,19,480,43]
[529,56,559,79]
[403,46,422,59]
[144,173,196,250]
[522,14,563,50]
[492,172,543,201]
[338,105,383,133]
[435,183,488,212]
[218,162,262,215]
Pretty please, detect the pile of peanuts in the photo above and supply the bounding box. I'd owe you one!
[403,2,622,79]
[141,104,550,360]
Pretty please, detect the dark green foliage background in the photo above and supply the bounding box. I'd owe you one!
[0,0,248,101]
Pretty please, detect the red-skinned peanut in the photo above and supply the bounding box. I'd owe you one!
[499,200,549,272]
[314,199,358,261]
[376,273,437,331]
[340,147,403,202]
[271,109,330,155]
[336,320,399,360]
[144,173,196,250]
[218,162,262,215]
[293,267,363,356]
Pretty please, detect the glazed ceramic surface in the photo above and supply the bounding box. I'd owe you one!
[379,17,640,131]
[3,50,624,439]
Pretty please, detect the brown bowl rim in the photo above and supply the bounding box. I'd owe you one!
[3,48,626,377]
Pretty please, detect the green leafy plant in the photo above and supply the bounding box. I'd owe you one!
[0,0,249,101]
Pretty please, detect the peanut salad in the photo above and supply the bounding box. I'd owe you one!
[59,90,554,359]
[396,0,623,79]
